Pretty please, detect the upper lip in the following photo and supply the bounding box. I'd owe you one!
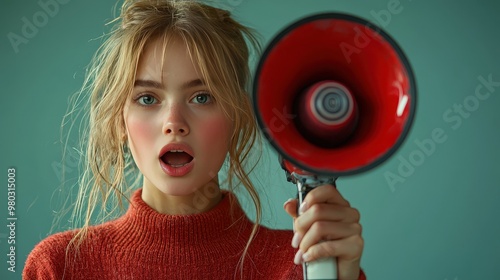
[159,142,194,158]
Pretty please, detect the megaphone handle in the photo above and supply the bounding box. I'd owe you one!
[297,181,338,280]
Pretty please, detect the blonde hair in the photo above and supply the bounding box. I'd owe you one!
[62,0,262,275]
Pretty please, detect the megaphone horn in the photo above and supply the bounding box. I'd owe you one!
[253,12,416,177]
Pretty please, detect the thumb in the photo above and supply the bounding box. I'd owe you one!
[283,198,299,219]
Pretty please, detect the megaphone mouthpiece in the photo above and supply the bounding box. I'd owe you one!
[296,80,359,148]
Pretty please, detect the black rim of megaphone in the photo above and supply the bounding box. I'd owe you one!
[252,12,417,177]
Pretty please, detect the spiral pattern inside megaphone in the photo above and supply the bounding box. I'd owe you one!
[297,80,358,148]
[314,82,353,125]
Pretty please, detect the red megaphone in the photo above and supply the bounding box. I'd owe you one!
[252,13,417,279]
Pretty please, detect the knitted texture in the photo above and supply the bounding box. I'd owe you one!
[23,189,366,279]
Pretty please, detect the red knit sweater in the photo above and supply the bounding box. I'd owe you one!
[23,189,366,279]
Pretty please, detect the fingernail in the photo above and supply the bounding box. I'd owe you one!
[302,252,310,262]
[283,198,294,209]
[298,201,308,215]
[294,250,303,265]
[291,232,301,248]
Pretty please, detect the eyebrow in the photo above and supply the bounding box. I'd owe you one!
[133,79,206,90]
[134,79,163,89]
[180,79,205,90]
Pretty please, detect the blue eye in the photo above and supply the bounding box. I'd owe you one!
[192,93,213,104]
[137,95,157,106]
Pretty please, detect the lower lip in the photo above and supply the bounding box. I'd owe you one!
[159,159,194,177]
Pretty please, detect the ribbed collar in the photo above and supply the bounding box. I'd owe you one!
[114,188,252,247]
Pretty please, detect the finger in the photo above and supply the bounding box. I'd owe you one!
[294,204,360,233]
[301,234,364,264]
[299,221,362,253]
[300,185,350,214]
[283,198,298,219]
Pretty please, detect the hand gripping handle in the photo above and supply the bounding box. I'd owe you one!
[296,178,338,280]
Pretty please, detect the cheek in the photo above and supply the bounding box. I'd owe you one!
[199,115,233,150]
[125,114,157,159]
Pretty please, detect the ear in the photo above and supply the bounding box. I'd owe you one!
[121,131,127,141]
[121,132,128,147]
[120,115,128,143]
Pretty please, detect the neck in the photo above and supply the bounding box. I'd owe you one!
[141,179,222,215]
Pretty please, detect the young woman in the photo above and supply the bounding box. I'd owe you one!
[23,0,365,279]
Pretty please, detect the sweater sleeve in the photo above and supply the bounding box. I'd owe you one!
[22,233,73,280]
[23,251,58,280]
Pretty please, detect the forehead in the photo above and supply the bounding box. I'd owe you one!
[135,37,203,86]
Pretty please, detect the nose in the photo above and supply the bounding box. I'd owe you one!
[162,106,190,136]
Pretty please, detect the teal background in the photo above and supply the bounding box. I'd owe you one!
[1,0,499,279]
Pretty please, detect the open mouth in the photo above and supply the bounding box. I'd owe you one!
[160,150,194,168]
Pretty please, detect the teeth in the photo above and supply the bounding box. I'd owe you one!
[169,150,184,153]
